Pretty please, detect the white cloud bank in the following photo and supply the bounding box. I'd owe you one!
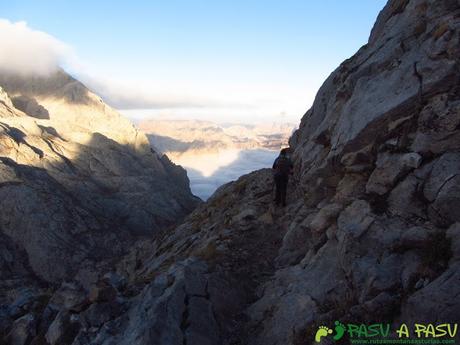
[0,19,312,124]
[186,149,279,200]
[0,19,73,76]
[0,19,270,115]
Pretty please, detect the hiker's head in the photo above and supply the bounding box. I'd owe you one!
[280,148,289,156]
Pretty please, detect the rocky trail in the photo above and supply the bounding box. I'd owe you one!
[1,0,460,344]
[208,187,300,344]
[105,169,301,345]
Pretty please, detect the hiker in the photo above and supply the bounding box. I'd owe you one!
[272,148,293,207]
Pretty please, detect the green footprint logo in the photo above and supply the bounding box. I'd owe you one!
[333,321,346,341]
[315,326,333,343]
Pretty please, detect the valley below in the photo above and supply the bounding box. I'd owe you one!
[138,119,295,199]
[0,1,459,345]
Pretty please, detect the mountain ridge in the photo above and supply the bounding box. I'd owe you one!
[1,0,460,344]
[0,69,200,286]
[138,119,296,153]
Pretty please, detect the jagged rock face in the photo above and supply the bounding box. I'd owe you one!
[253,0,460,343]
[0,70,199,284]
[2,0,460,344]
[1,168,289,345]
[101,0,459,343]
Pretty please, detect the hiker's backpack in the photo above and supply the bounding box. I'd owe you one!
[274,156,292,176]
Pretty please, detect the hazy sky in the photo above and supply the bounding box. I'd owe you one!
[1,0,386,124]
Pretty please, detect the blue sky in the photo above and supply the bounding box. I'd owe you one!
[1,1,387,123]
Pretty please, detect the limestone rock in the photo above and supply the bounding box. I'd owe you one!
[3,313,36,345]
[276,215,312,266]
[387,174,426,219]
[424,152,460,227]
[81,301,124,328]
[2,0,460,344]
[49,283,88,312]
[399,262,460,323]
[366,152,422,195]
[337,200,374,239]
[446,223,460,261]
[309,203,343,234]
[88,281,117,303]
[0,70,199,285]
[45,311,80,345]
[11,95,49,119]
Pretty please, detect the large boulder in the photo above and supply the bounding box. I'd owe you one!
[423,152,460,227]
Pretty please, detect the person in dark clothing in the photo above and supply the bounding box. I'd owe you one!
[272,148,293,207]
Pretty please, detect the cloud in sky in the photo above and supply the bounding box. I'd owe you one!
[80,73,239,110]
[0,19,73,76]
[71,63,313,123]
[0,19,312,123]
[0,19,216,109]
[90,74,312,123]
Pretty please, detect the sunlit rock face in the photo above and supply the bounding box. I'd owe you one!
[2,1,460,345]
[138,119,296,152]
[138,119,294,198]
[0,70,199,283]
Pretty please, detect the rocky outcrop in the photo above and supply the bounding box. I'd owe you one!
[1,168,290,345]
[0,71,199,301]
[249,0,460,342]
[1,0,460,344]
[250,0,460,343]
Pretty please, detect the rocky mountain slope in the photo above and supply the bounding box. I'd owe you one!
[1,0,460,344]
[0,70,199,311]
